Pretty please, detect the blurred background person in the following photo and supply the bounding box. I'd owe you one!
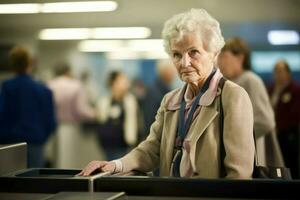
[268,60,300,178]
[130,78,147,143]
[80,70,100,107]
[218,37,284,167]
[79,69,106,167]
[96,71,139,160]
[47,62,96,168]
[0,46,56,168]
[143,59,176,136]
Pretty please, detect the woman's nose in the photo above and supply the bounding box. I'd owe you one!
[181,53,191,67]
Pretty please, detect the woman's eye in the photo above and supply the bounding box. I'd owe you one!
[173,52,181,59]
[189,49,199,57]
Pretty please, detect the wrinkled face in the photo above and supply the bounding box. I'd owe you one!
[170,33,215,85]
[218,51,241,80]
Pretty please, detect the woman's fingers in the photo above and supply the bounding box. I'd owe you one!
[83,160,107,176]
[76,170,84,176]
[77,160,108,176]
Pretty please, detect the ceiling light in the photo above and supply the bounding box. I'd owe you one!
[41,1,117,13]
[39,28,90,40]
[268,30,299,45]
[0,3,40,14]
[39,27,151,40]
[106,51,140,60]
[91,27,151,39]
[127,39,164,51]
[78,39,169,59]
[78,39,163,52]
[0,1,117,14]
[106,51,169,60]
[78,40,124,52]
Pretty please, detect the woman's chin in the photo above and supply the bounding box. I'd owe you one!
[182,78,197,85]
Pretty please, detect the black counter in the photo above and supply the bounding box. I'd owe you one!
[0,192,126,200]
[0,168,110,193]
[1,168,300,199]
[94,176,300,199]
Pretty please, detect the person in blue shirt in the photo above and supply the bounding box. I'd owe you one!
[143,60,176,136]
[0,46,57,168]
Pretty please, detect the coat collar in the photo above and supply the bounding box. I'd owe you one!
[167,68,224,110]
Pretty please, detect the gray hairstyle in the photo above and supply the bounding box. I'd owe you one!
[162,8,225,55]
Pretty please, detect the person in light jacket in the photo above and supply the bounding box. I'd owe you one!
[218,37,284,167]
[78,8,255,179]
[96,71,139,160]
[48,63,95,168]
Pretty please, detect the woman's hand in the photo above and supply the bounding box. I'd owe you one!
[76,160,116,176]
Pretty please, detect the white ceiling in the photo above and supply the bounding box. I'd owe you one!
[0,0,299,42]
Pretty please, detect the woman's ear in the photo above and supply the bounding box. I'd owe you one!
[212,51,220,65]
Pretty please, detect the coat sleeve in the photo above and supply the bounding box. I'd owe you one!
[44,88,57,135]
[222,83,255,179]
[74,84,95,121]
[120,95,167,173]
[0,83,8,139]
[243,77,275,138]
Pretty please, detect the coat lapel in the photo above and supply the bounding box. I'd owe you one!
[162,68,224,174]
[188,105,219,170]
[161,109,179,176]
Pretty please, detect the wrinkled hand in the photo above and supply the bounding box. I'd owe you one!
[76,160,116,176]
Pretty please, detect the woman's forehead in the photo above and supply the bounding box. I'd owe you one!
[170,34,203,51]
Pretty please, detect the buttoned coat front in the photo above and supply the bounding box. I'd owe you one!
[121,71,255,179]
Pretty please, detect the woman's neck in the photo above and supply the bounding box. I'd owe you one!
[188,78,206,98]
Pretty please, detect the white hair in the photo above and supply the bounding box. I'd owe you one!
[162,8,225,55]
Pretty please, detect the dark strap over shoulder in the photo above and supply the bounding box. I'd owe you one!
[218,77,227,178]
[218,77,226,90]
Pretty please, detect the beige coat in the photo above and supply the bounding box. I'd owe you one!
[121,74,255,179]
[234,71,284,167]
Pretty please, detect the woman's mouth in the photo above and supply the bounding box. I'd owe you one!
[181,70,195,74]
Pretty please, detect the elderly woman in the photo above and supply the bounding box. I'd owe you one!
[78,8,255,179]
